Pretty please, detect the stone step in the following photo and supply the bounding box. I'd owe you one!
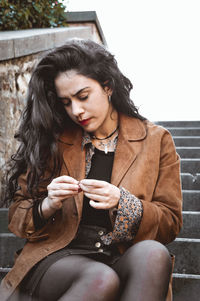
[168,127,200,136]
[180,159,200,174]
[156,121,200,127]
[0,208,9,233]
[0,233,25,267]
[178,212,200,239]
[182,190,200,211]
[0,267,10,282]
[176,147,200,158]
[174,136,200,147]
[172,273,200,301]
[181,173,200,190]
[167,238,200,275]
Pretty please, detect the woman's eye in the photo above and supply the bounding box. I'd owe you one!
[62,100,71,107]
[79,95,88,101]
[63,102,71,107]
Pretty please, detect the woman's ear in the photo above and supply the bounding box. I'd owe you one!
[104,85,113,96]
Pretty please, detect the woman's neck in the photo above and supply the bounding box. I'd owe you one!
[92,110,119,140]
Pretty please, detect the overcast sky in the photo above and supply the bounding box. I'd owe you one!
[65,0,200,121]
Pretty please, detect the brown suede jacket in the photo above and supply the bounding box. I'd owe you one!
[0,114,182,300]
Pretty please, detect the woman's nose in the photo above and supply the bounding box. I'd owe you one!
[71,101,84,117]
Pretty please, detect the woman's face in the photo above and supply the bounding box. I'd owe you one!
[55,70,115,135]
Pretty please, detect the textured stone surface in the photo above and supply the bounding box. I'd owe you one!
[182,190,200,211]
[0,53,40,202]
[167,127,200,136]
[174,136,200,147]
[155,121,200,127]
[180,159,200,174]
[176,147,200,158]
[167,238,200,275]
[0,209,9,233]
[173,274,200,301]
[0,268,10,282]
[178,212,200,238]
[0,233,25,267]
[181,173,200,190]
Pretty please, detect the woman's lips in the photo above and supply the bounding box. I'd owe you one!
[79,118,91,126]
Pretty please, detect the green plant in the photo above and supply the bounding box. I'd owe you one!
[0,0,68,30]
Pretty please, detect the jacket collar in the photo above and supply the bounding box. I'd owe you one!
[118,113,147,141]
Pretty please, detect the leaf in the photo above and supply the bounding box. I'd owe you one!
[0,0,68,30]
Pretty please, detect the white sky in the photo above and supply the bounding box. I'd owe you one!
[64,0,200,121]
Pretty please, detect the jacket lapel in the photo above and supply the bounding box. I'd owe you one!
[111,114,147,187]
[59,126,85,219]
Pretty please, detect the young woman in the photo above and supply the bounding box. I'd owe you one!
[0,39,182,301]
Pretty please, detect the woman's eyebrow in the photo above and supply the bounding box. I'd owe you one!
[72,87,90,97]
[58,87,90,100]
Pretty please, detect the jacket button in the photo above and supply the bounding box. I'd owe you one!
[95,242,101,248]
[98,230,104,236]
[98,248,104,253]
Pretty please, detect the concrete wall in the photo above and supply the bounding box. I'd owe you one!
[0,12,106,205]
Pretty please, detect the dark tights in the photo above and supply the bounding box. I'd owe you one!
[112,240,172,301]
[34,240,172,301]
[34,255,119,301]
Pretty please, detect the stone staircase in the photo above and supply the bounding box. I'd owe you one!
[0,210,25,282]
[156,120,200,301]
[0,120,200,300]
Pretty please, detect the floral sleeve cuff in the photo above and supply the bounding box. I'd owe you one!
[101,187,143,245]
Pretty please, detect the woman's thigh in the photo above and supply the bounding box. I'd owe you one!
[34,254,120,301]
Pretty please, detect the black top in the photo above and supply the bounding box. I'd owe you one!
[81,147,114,230]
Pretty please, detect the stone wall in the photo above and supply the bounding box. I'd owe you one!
[0,12,106,205]
[0,53,40,204]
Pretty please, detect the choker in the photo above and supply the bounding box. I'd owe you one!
[91,126,119,140]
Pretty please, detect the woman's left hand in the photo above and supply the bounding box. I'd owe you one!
[79,179,120,209]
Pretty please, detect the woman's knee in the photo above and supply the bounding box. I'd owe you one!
[136,240,172,273]
[116,240,172,277]
[132,240,170,257]
[82,261,120,296]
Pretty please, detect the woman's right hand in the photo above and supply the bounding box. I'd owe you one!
[41,176,80,219]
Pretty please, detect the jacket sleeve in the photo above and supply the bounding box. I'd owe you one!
[134,130,183,245]
[8,171,51,241]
